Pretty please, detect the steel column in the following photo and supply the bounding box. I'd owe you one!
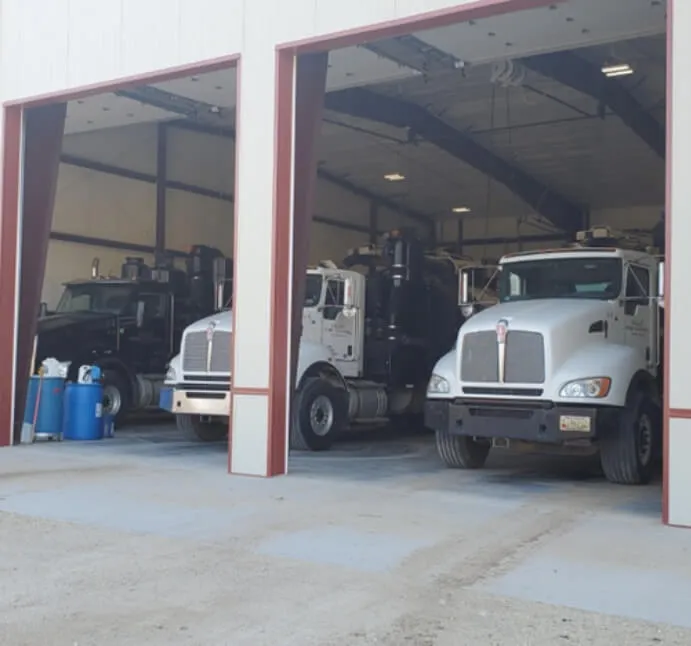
[0,108,22,447]
[14,103,67,442]
[155,123,168,255]
[288,51,329,417]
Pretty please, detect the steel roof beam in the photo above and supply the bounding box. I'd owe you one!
[360,34,462,75]
[115,85,233,126]
[325,87,585,233]
[521,51,665,159]
[111,87,436,234]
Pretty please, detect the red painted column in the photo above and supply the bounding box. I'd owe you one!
[0,107,23,447]
[266,50,327,474]
[14,104,66,442]
[289,52,328,391]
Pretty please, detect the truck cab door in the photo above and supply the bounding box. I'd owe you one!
[322,277,359,377]
[126,292,171,373]
[623,264,653,368]
[302,274,324,346]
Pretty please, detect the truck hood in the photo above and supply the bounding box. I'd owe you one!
[181,309,322,355]
[37,311,117,335]
[35,312,121,365]
[459,298,614,386]
[175,309,329,380]
[463,298,611,335]
[184,310,232,334]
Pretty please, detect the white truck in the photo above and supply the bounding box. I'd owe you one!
[161,230,494,450]
[425,226,664,485]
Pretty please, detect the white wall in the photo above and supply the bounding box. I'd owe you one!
[0,0,497,103]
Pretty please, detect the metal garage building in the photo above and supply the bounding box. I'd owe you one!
[0,0,685,524]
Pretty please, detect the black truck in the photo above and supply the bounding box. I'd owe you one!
[35,245,231,423]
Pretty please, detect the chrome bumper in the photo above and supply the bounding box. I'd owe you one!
[160,386,231,417]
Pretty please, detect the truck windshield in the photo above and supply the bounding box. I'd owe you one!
[499,257,623,302]
[56,283,137,314]
[304,274,323,307]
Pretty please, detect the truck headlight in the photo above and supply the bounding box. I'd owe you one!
[165,364,177,383]
[428,374,450,394]
[559,377,611,399]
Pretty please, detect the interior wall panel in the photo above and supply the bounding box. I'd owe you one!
[62,124,158,174]
[309,224,365,265]
[166,127,235,195]
[52,165,156,244]
[165,189,234,256]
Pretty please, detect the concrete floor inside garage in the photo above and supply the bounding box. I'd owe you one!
[2,427,691,646]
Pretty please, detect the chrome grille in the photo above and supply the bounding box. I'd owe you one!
[461,330,545,384]
[181,330,232,373]
[461,331,498,382]
[505,331,545,384]
[182,331,208,372]
[209,332,231,372]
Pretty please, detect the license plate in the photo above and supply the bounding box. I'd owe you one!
[559,415,591,433]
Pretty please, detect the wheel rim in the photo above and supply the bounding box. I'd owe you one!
[309,395,334,437]
[638,413,653,466]
[103,384,122,417]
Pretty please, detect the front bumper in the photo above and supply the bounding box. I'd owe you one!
[160,385,230,417]
[425,398,606,444]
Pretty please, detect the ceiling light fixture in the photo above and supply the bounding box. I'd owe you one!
[384,173,406,182]
[452,206,471,213]
[602,63,634,77]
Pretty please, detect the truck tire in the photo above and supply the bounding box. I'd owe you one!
[102,369,131,426]
[176,414,228,442]
[599,391,659,485]
[291,378,348,451]
[436,431,490,469]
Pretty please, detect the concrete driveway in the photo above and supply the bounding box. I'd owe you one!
[0,425,688,645]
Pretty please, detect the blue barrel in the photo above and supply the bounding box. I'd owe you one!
[62,382,104,441]
[24,376,65,440]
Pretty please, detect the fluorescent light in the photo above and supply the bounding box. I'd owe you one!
[384,173,406,181]
[605,68,634,78]
[602,64,630,74]
[602,63,633,77]
[452,206,471,213]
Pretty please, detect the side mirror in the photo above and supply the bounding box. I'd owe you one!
[658,261,665,307]
[343,277,355,308]
[38,302,48,318]
[342,277,356,318]
[459,270,470,306]
[136,301,146,328]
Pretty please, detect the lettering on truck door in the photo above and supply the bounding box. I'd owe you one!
[322,278,358,376]
[623,264,651,362]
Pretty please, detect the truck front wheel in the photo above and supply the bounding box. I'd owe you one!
[102,369,131,426]
[291,378,348,451]
[436,431,491,469]
[599,391,659,485]
[176,414,228,442]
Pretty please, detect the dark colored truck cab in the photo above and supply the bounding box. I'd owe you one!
[35,248,231,422]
